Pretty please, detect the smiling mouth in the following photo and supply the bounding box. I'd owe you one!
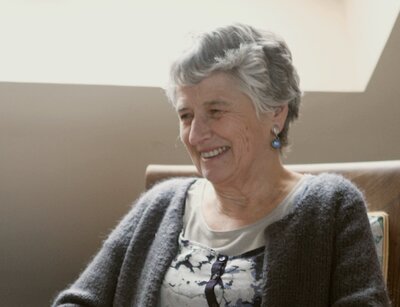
[200,146,230,159]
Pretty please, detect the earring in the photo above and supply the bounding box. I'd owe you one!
[271,125,282,149]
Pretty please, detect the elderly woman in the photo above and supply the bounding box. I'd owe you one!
[53,24,389,306]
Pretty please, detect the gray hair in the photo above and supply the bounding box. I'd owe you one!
[166,23,302,147]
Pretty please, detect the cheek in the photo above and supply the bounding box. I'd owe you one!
[240,126,253,153]
[222,122,252,155]
[231,123,267,155]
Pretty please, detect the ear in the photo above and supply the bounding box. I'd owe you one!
[273,104,289,129]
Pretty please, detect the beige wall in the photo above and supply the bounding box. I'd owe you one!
[285,14,400,164]
[1,18,399,307]
[0,85,189,306]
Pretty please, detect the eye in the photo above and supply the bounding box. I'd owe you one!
[209,109,223,118]
[179,112,193,122]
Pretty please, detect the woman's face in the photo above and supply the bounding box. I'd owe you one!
[176,72,281,186]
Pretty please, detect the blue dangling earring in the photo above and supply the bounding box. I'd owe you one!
[271,125,282,149]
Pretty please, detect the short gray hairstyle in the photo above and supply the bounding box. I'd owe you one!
[166,23,302,147]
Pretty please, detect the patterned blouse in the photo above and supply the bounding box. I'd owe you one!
[159,233,265,306]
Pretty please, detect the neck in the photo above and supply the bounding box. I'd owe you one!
[203,158,302,229]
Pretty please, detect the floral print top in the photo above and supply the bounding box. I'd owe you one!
[159,232,264,307]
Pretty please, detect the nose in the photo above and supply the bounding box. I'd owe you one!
[188,115,212,146]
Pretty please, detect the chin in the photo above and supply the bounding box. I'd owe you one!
[200,169,229,185]
[198,167,215,181]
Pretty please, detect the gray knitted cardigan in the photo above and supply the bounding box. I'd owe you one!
[52,174,389,306]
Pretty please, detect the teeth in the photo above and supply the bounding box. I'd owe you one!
[201,146,229,158]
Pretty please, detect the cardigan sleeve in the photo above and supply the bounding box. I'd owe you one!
[51,178,192,307]
[329,180,390,306]
[51,191,155,307]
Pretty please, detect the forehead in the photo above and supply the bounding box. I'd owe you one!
[175,73,241,108]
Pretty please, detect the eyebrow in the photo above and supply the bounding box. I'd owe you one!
[176,100,232,113]
[204,100,232,108]
[176,106,189,113]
